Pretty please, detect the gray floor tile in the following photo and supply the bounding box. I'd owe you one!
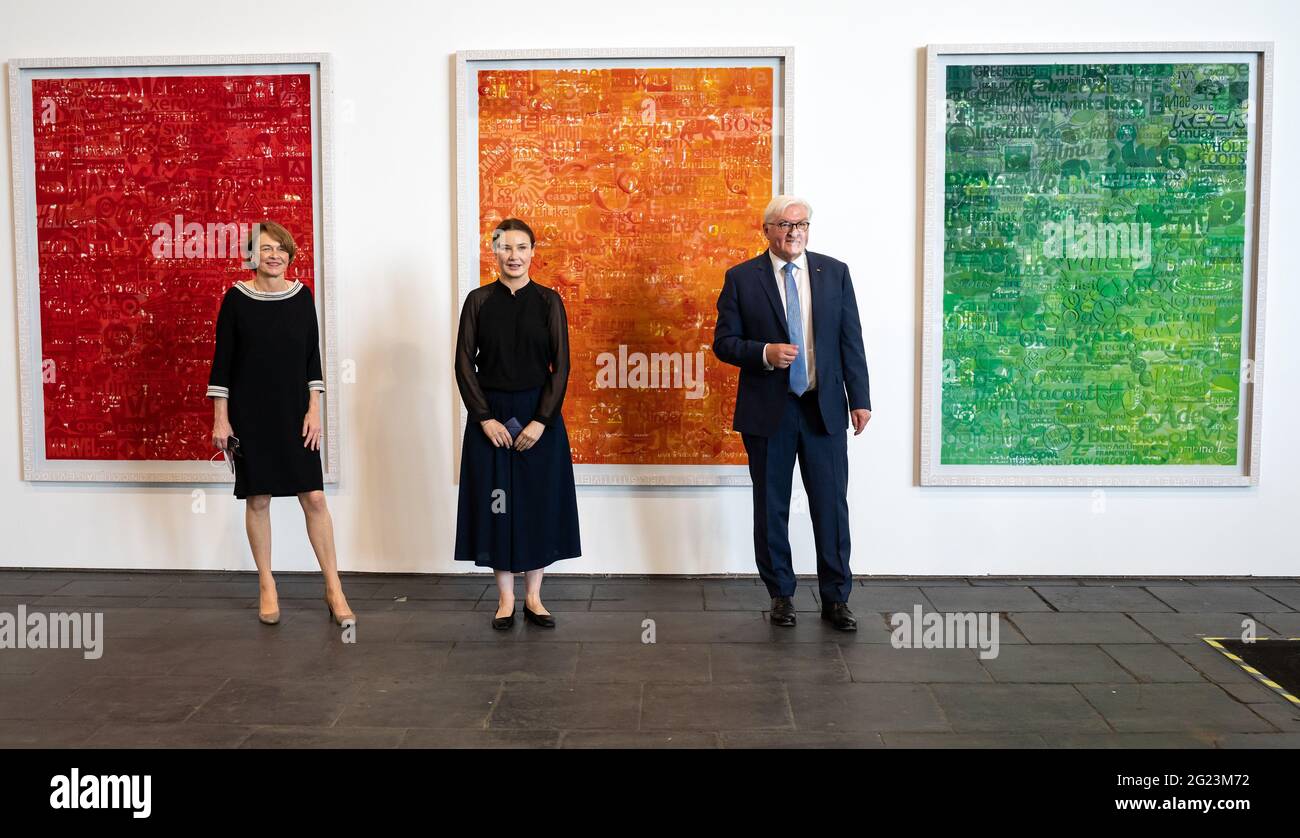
[861,577,972,586]
[1078,578,1194,586]
[788,683,947,732]
[1147,586,1294,613]
[472,599,592,613]
[0,673,95,719]
[1215,733,1300,748]
[53,674,230,724]
[561,730,720,748]
[839,646,992,683]
[1008,612,1157,644]
[722,730,886,748]
[83,723,253,748]
[1239,700,1300,731]
[338,677,500,728]
[591,583,705,611]
[644,612,773,643]
[389,599,478,612]
[1100,644,1207,683]
[0,578,74,596]
[240,726,405,748]
[1041,732,1216,748]
[0,719,100,747]
[703,585,819,612]
[574,643,710,683]
[970,577,1078,586]
[1032,586,1173,612]
[930,684,1109,733]
[41,579,174,598]
[1250,612,1300,635]
[371,583,489,601]
[642,683,792,730]
[189,677,356,727]
[847,587,936,613]
[442,642,580,680]
[491,682,641,730]
[1168,642,1264,685]
[709,642,850,683]
[882,732,1048,748]
[1254,588,1300,610]
[1075,683,1275,733]
[310,640,453,680]
[395,612,528,642]
[1129,613,1279,644]
[922,586,1052,612]
[979,644,1134,683]
[400,729,560,748]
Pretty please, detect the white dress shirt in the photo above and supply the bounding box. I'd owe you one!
[761,251,816,390]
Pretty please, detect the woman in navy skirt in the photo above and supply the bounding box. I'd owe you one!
[454,218,581,629]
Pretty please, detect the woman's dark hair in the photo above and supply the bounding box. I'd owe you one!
[491,217,535,247]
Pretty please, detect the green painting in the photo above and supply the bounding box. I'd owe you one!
[942,62,1250,467]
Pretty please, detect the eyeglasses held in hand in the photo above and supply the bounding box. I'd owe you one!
[210,435,242,474]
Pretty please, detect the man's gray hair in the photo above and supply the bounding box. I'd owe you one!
[763,195,813,224]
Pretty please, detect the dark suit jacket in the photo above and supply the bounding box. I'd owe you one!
[713,250,870,437]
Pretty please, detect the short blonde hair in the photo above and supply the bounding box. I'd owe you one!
[762,195,813,225]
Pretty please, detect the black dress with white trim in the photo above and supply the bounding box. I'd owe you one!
[207,279,326,498]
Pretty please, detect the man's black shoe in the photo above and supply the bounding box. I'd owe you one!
[821,602,857,631]
[769,596,797,627]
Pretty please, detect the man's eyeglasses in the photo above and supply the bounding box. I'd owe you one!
[210,435,242,474]
[767,221,810,232]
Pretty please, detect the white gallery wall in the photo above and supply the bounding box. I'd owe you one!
[1,0,1295,576]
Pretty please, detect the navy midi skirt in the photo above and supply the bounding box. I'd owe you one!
[454,387,582,571]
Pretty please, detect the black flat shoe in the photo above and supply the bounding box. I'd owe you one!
[769,596,797,627]
[492,612,515,630]
[522,604,556,628]
[821,602,858,631]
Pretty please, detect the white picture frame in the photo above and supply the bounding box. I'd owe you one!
[8,53,340,484]
[454,47,794,486]
[920,42,1272,486]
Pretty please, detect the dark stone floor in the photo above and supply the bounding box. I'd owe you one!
[2,569,1299,748]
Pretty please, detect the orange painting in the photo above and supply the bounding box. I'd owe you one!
[477,65,776,466]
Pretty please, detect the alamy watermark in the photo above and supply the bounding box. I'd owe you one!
[595,344,706,400]
[1041,213,1152,270]
[150,215,259,266]
[890,606,1000,660]
[0,605,103,659]
[50,769,150,818]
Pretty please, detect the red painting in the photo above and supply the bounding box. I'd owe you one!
[30,72,316,460]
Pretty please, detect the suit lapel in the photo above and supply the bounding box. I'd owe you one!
[757,251,789,339]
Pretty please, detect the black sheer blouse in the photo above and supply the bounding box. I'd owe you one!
[455,279,571,426]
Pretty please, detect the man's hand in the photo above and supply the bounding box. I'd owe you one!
[851,409,872,435]
[765,343,799,369]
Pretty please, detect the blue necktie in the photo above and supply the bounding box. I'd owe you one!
[783,262,808,396]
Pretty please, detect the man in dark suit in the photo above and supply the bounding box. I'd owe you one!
[713,196,871,631]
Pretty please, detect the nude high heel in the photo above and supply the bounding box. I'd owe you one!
[324,594,355,626]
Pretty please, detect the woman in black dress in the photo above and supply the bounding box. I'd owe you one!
[207,221,355,628]
[455,218,581,629]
